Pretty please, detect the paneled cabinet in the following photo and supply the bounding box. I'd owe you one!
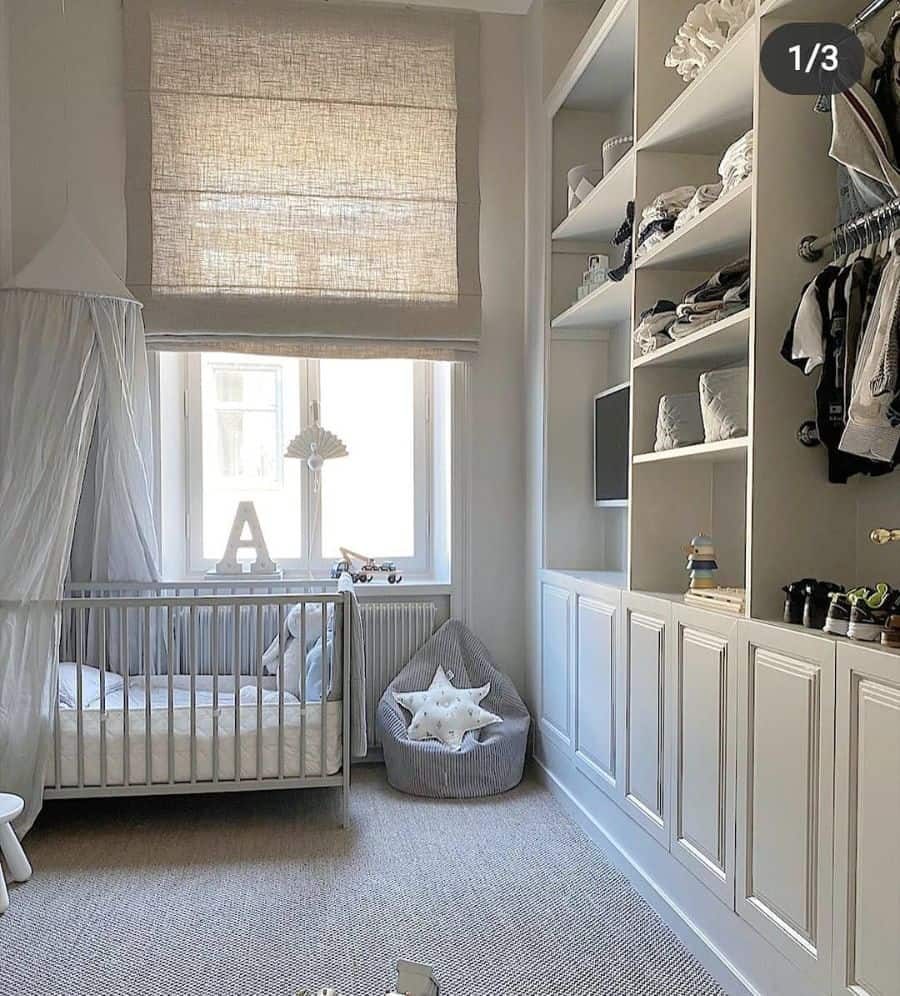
[735,621,835,989]
[538,580,896,996]
[619,593,670,846]
[832,643,900,996]
[540,582,572,753]
[668,604,737,906]
[574,591,620,798]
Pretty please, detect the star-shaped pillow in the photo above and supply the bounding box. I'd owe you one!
[393,665,502,749]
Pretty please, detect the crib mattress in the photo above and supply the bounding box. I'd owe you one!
[50,681,342,788]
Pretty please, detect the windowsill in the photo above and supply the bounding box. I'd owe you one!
[166,574,454,598]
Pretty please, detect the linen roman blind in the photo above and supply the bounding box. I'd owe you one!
[124,0,480,359]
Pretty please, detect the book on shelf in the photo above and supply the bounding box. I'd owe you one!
[684,587,746,614]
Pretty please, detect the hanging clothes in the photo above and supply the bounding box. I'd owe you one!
[781,252,899,482]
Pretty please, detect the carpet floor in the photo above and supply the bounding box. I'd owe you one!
[1,767,727,996]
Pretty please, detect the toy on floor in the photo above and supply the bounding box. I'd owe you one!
[297,960,438,996]
[392,960,439,996]
[684,533,718,591]
[330,545,402,584]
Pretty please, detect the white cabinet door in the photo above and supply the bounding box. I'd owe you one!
[669,604,737,906]
[574,592,619,798]
[736,621,834,988]
[833,643,900,996]
[540,582,572,753]
[619,592,670,846]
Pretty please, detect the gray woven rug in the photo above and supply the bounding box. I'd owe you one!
[1,767,727,996]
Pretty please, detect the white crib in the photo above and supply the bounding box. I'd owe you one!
[46,581,352,824]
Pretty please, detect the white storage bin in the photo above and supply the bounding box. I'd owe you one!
[699,365,748,442]
[654,392,704,452]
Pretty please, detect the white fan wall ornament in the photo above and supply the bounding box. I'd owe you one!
[285,402,349,576]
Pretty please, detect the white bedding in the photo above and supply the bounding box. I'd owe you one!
[51,671,342,787]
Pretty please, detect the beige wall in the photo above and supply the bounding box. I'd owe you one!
[468,13,527,685]
[9,0,125,275]
[0,0,11,282]
[7,0,529,690]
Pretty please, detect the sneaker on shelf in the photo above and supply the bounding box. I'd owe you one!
[803,580,843,629]
[823,587,869,638]
[847,584,894,642]
[881,614,900,648]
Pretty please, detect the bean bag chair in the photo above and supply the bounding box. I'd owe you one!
[376,620,530,798]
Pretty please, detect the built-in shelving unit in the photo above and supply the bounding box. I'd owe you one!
[539,0,896,619]
[531,5,900,995]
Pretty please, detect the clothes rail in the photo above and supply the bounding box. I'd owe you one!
[850,0,896,31]
[798,197,900,261]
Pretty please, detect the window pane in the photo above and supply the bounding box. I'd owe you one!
[201,354,301,561]
[319,358,415,559]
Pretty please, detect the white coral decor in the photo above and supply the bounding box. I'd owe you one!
[665,0,755,82]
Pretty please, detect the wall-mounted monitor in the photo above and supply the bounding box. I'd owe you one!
[594,383,630,505]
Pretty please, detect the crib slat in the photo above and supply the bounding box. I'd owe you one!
[300,603,306,780]
[99,608,107,789]
[233,604,241,783]
[76,607,84,789]
[143,605,152,787]
[277,602,285,779]
[255,604,263,779]
[212,604,219,784]
[190,604,197,784]
[121,606,130,787]
[321,598,327,778]
[167,603,175,785]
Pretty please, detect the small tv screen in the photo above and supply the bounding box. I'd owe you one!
[594,385,630,503]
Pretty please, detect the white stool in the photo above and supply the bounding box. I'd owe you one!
[0,794,32,914]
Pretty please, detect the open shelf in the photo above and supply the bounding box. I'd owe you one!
[551,272,632,330]
[552,149,634,242]
[547,0,636,113]
[637,18,755,153]
[635,178,752,271]
[633,436,749,465]
[632,309,750,369]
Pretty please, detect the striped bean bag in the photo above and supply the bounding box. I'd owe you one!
[377,620,530,798]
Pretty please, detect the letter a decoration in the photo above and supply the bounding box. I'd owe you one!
[215,501,278,575]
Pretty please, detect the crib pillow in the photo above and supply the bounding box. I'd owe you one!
[58,662,124,708]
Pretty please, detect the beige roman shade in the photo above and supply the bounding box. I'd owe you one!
[124,0,480,359]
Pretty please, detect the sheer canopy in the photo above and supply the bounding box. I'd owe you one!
[0,223,159,833]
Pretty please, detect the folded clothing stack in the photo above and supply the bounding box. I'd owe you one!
[670,256,751,338]
[634,300,678,355]
[674,182,724,231]
[633,257,750,356]
[719,130,754,193]
[635,185,697,259]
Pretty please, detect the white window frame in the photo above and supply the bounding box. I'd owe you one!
[184,354,433,578]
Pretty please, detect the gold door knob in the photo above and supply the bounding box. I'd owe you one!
[870,528,900,544]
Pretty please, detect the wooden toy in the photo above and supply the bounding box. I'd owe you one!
[331,546,402,584]
[684,533,718,592]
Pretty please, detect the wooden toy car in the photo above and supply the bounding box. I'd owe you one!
[331,548,402,584]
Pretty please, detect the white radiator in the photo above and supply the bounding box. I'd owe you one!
[362,601,436,748]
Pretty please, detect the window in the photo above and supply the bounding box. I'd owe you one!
[161,354,448,578]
